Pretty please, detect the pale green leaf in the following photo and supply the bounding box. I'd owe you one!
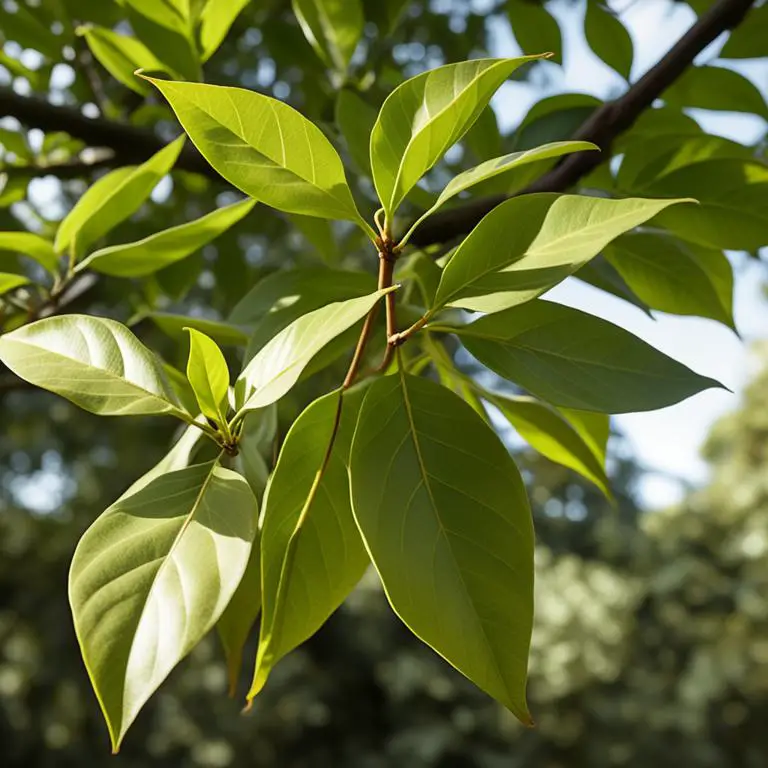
[585,0,634,80]
[455,299,722,413]
[146,78,370,233]
[77,199,256,277]
[0,231,58,272]
[121,0,189,36]
[0,272,29,294]
[69,461,258,751]
[370,57,542,218]
[0,314,185,417]
[292,0,364,72]
[489,393,611,497]
[248,387,369,699]
[640,159,768,251]
[404,142,598,243]
[217,542,261,696]
[198,0,251,62]
[151,313,249,347]
[79,26,165,94]
[433,194,690,313]
[186,328,230,426]
[350,373,534,722]
[55,137,185,259]
[236,288,393,415]
[507,0,562,64]
[290,214,339,265]
[604,232,734,328]
[335,88,377,176]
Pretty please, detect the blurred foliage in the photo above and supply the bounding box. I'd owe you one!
[1,0,767,764]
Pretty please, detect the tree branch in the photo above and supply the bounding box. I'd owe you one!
[407,0,758,247]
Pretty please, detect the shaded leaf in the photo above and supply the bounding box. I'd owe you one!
[248,387,369,698]
[507,0,562,63]
[0,231,58,273]
[0,273,29,294]
[350,373,534,722]
[455,299,722,413]
[720,5,768,59]
[604,232,734,328]
[151,313,249,347]
[585,0,633,80]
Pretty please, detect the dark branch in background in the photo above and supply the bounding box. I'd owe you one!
[0,87,217,179]
[0,0,756,247]
[407,0,758,247]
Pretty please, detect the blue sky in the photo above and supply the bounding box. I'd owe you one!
[487,0,768,506]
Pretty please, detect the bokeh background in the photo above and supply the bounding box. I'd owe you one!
[1,0,767,766]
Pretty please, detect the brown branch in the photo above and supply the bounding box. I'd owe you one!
[407,0,758,247]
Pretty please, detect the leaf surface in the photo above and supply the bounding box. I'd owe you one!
[350,373,534,721]
[0,315,184,417]
[70,461,258,751]
[455,300,722,412]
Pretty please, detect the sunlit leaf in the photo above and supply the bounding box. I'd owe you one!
[77,199,256,277]
[198,0,251,61]
[292,0,364,72]
[370,57,542,218]
[69,461,258,751]
[236,288,393,415]
[146,78,370,233]
[433,194,690,313]
[186,328,230,427]
[55,137,185,259]
[0,315,186,417]
[0,232,59,273]
[0,273,29,294]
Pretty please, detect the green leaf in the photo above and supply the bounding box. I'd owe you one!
[370,57,542,219]
[404,142,598,242]
[604,232,734,328]
[69,460,258,752]
[663,65,768,119]
[0,315,185,417]
[0,231,58,273]
[719,5,768,59]
[433,194,690,313]
[55,137,185,259]
[236,288,393,415]
[0,4,62,58]
[584,0,633,80]
[292,0,364,72]
[575,257,651,316]
[163,362,201,416]
[248,387,369,699]
[234,405,276,498]
[349,373,534,722]
[0,273,29,295]
[198,0,251,61]
[186,328,230,427]
[464,105,502,162]
[121,0,189,35]
[77,199,256,277]
[290,214,340,264]
[217,542,261,696]
[335,88,377,176]
[151,313,250,347]
[79,26,164,94]
[513,93,600,150]
[507,0,563,64]
[454,299,722,413]
[146,78,370,234]
[641,159,768,251]
[489,394,611,497]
